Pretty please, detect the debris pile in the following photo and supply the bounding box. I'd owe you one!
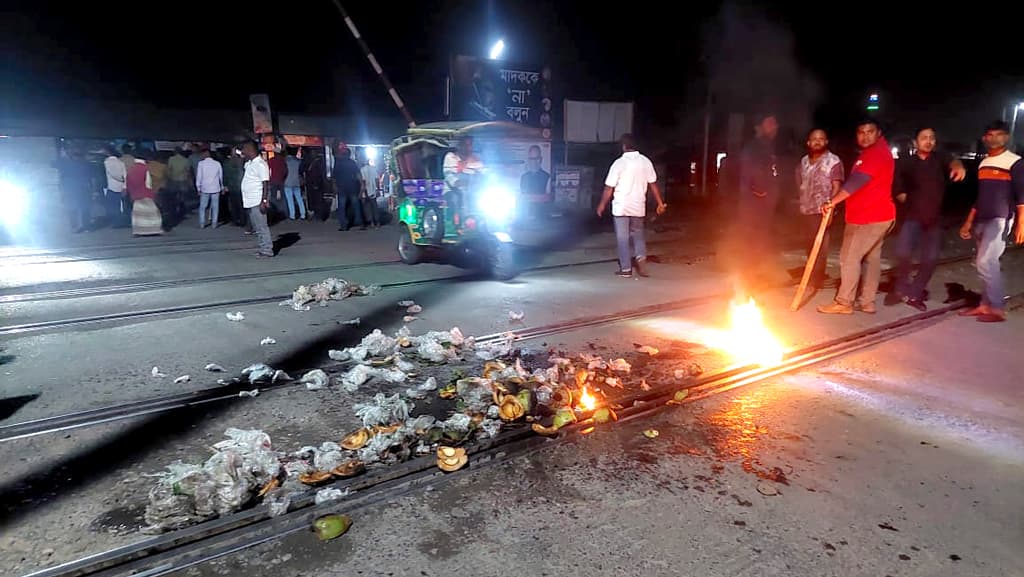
[280,278,380,312]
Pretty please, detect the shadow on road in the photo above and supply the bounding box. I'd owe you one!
[0,394,38,422]
[272,232,303,255]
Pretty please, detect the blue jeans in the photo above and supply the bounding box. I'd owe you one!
[973,218,1008,310]
[284,186,305,219]
[338,194,364,230]
[613,216,646,272]
[894,220,943,300]
[199,193,220,228]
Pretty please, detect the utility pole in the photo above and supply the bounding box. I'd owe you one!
[331,0,416,128]
[700,81,712,198]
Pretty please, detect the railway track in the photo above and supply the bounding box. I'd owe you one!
[15,288,985,577]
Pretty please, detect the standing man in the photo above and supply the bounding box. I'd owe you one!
[795,129,845,292]
[166,148,191,225]
[958,120,1024,322]
[443,135,484,225]
[240,141,273,258]
[360,154,381,228]
[887,127,966,311]
[195,148,224,229]
[58,147,94,233]
[597,133,667,278]
[302,147,328,221]
[268,150,288,217]
[103,145,127,228]
[283,148,305,220]
[334,143,364,231]
[818,119,896,314]
[734,113,782,296]
[223,147,246,227]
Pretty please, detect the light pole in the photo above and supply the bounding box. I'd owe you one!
[1011,102,1024,152]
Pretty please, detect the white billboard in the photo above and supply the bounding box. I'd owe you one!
[563,100,634,143]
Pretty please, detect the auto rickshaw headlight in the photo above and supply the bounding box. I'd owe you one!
[479,185,516,221]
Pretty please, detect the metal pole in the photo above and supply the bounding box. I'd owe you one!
[1011,106,1020,152]
[331,0,416,128]
[700,82,712,198]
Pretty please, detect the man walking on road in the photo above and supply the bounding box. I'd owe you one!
[796,128,844,292]
[957,120,1024,323]
[886,127,966,311]
[241,142,273,258]
[335,143,364,231]
[818,119,896,315]
[597,133,667,278]
[196,148,224,228]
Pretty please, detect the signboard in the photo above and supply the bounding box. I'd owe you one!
[563,100,633,143]
[283,134,325,147]
[553,165,594,210]
[450,55,554,139]
[250,94,273,134]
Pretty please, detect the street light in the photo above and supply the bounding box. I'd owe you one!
[1011,101,1024,152]
[489,39,505,60]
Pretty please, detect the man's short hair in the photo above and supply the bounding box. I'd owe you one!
[914,127,936,139]
[527,145,541,156]
[806,127,828,139]
[857,117,882,132]
[620,133,636,151]
[242,141,258,152]
[985,120,1011,134]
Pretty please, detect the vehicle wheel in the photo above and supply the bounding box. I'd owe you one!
[488,241,518,280]
[398,225,424,264]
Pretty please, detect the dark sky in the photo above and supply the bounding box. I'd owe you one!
[2,1,1023,144]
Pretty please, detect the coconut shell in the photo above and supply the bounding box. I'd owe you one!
[341,428,371,450]
[331,460,365,478]
[299,471,333,485]
[498,395,525,421]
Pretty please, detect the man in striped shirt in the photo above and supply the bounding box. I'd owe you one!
[958,120,1024,322]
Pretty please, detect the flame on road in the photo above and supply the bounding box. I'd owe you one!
[578,386,597,411]
[715,298,784,367]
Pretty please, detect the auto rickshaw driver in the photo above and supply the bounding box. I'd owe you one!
[442,134,484,226]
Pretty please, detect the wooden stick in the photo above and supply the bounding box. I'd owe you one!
[791,211,831,311]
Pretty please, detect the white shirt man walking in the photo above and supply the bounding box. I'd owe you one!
[597,133,667,277]
[240,142,273,258]
[195,148,224,228]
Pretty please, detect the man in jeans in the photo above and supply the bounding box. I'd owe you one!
[283,148,305,220]
[240,142,273,258]
[597,133,667,278]
[818,119,896,314]
[958,120,1024,323]
[886,127,966,311]
[195,148,224,228]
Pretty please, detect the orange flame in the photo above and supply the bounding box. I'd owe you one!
[578,386,597,411]
[717,298,784,367]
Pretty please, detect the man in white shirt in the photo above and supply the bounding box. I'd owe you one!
[360,156,381,228]
[195,148,224,228]
[240,142,273,257]
[103,145,128,227]
[597,133,666,278]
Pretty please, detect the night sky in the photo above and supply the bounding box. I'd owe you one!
[2,1,1023,145]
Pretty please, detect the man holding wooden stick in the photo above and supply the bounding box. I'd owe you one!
[817,119,896,315]
[795,129,845,294]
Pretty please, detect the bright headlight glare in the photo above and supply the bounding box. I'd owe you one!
[0,179,27,228]
[478,186,516,220]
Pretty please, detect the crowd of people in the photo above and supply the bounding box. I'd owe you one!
[599,117,1024,323]
[57,141,388,245]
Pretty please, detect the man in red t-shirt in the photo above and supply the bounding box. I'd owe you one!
[267,152,288,216]
[817,119,896,314]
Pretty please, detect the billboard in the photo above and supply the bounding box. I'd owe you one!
[450,55,554,139]
[563,100,633,143]
[249,94,273,134]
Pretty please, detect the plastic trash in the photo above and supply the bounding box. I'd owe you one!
[341,365,373,392]
[204,363,225,372]
[260,337,277,346]
[339,318,361,326]
[417,340,450,363]
[407,304,423,314]
[398,300,415,307]
[315,487,350,505]
[509,310,525,322]
[636,345,659,356]
[354,393,411,428]
[609,358,632,373]
[301,369,330,391]
[174,375,190,384]
[361,330,397,357]
[226,312,245,322]
[152,366,167,378]
[478,419,502,438]
[264,488,291,517]
[394,355,416,373]
[272,370,292,383]
[403,316,418,323]
[328,349,349,362]
[242,364,275,383]
[239,389,259,398]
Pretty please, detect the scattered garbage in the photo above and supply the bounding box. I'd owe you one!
[403,316,418,323]
[280,278,379,311]
[272,370,292,383]
[173,375,191,384]
[242,364,275,383]
[436,446,468,472]
[666,389,689,405]
[226,312,245,322]
[300,369,330,391]
[643,429,660,439]
[509,310,525,322]
[640,379,651,391]
[407,304,423,314]
[151,367,166,378]
[636,345,659,356]
[757,483,779,496]
[260,337,277,346]
[354,393,411,428]
[405,377,438,400]
[217,379,230,385]
[609,358,632,373]
[312,514,352,541]
[339,318,361,326]
[314,487,350,505]
[688,363,704,376]
[398,300,415,307]
[239,389,260,398]
[204,363,225,372]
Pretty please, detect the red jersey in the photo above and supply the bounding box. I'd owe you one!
[845,137,896,224]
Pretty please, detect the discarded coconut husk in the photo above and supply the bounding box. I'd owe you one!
[313,514,352,541]
[258,478,280,498]
[439,384,458,399]
[331,460,366,478]
[341,429,372,451]
[483,361,506,380]
[531,423,559,436]
[592,407,617,424]
[299,471,333,485]
[498,395,525,421]
[373,424,402,435]
[436,446,468,472]
[552,408,577,429]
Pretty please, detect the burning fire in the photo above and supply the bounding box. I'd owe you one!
[718,298,784,367]
[578,386,597,411]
